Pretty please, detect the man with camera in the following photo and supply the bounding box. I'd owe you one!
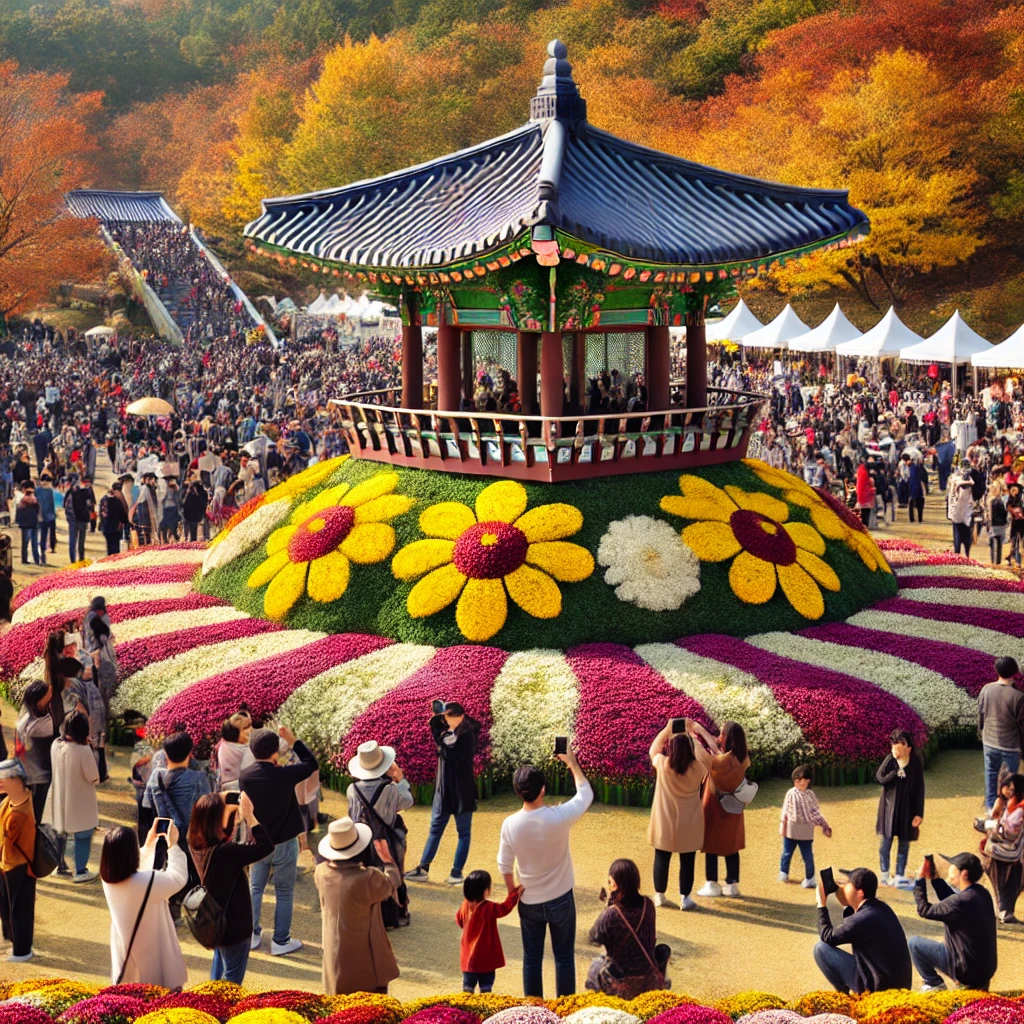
[813,867,912,993]
[908,852,997,992]
[497,741,593,998]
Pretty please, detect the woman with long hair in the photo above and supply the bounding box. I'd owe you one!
[45,710,100,882]
[981,772,1024,923]
[15,680,57,824]
[876,728,926,889]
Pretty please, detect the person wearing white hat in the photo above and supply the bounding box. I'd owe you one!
[314,818,401,995]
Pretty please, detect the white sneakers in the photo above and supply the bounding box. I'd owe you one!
[6,950,33,962]
[270,938,303,956]
[720,883,740,897]
[778,871,789,882]
[919,984,947,992]
[73,870,97,884]
[653,892,667,907]
[696,881,721,897]
[680,895,697,910]
[879,872,891,887]
[250,932,262,950]
[800,877,817,888]
[893,875,915,890]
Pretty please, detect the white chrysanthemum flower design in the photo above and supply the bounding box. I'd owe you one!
[201,499,292,576]
[596,515,701,611]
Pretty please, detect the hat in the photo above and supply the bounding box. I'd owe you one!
[347,740,396,780]
[318,816,372,861]
[937,852,983,874]
[0,758,27,781]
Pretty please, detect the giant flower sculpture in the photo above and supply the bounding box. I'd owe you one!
[661,475,839,619]
[247,472,413,619]
[392,479,594,642]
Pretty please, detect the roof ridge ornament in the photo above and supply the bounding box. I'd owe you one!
[530,40,587,125]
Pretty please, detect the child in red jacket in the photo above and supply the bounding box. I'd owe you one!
[455,870,522,993]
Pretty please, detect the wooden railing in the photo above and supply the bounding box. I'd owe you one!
[328,387,767,482]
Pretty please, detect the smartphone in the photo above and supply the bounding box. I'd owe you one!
[154,818,171,836]
[670,718,686,735]
[554,735,568,756]
[924,854,936,875]
[820,867,837,896]
[432,699,446,715]
[225,792,241,806]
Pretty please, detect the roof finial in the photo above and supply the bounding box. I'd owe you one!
[530,39,586,125]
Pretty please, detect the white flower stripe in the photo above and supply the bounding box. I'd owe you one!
[894,564,1011,580]
[888,586,1024,613]
[90,548,206,571]
[488,650,580,770]
[202,499,292,576]
[111,629,325,718]
[847,610,1024,664]
[11,583,194,625]
[746,631,977,729]
[278,643,436,758]
[635,642,806,762]
[109,605,253,645]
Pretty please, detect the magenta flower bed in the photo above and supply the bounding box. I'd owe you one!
[145,632,393,743]
[60,996,149,1024]
[873,597,1024,638]
[944,999,1024,1024]
[148,993,234,1022]
[679,635,926,762]
[342,645,509,783]
[896,574,1024,593]
[13,562,198,610]
[403,1010,482,1024]
[0,1007,59,1024]
[650,1008,733,1024]
[568,643,713,779]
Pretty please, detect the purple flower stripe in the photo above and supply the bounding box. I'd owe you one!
[146,633,393,743]
[679,635,926,761]
[799,622,997,697]
[897,574,1024,593]
[871,597,1024,638]
[567,643,714,779]
[116,618,284,679]
[13,562,198,610]
[344,645,509,783]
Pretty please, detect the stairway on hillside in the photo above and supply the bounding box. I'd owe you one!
[158,281,195,334]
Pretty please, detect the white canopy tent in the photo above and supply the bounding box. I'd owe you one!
[787,304,863,353]
[835,306,923,358]
[85,325,116,339]
[972,323,1024,368]
[740,304,809,349]
[706,298,764,343]
[899,310,991,395]
[321,293,343,315]
[306,292,328,315]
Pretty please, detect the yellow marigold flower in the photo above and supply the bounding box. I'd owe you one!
[392,480,594,642]
[788,993,855,1018]
[661,475,839,620]
[550,995,633,1017]
[628,993,696,1020]
[248,472,413,620]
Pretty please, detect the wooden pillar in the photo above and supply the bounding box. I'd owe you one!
[540,331,564,418]
[646,324,671,411]
[685,313,708,408]
[436,314,462,413]
[461,331,474,405]
[569,333,585,412]
[518,331,539,415]
[400,294,422,409]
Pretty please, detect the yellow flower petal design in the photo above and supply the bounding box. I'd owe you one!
[783,521,826,557]
[340,522,395,564]
[353,493,415,524]
[743,458,816,498]
[420,502,476,540]
[456,578,507,641]
[475,480,528,524]
[796,549,841,592]
[266,524,299,556]
[660,494,731,523]
[504,563,562,619]
[307,550,350,603]
[247,549,290,589]
[725,486,789,524]
[392,539,457,581]
[777,561,825,619]
[667,475,737,522]
[729,551,777,604]
[407,563,467,618]
[263,559,309,620]
[515,503,583,542]
[342,473,400,509]
[681,520,743,562]
[262,455,348,504]
[291,483,351,524]
[848,531,892,573]
[784,489,849,540]
[526,541,594,582]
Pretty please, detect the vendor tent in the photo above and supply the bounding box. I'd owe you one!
[322,293,343,315]
[706,299,763,343]
[788,304,862,352]
[899,311,990,364]
[972,323,1024,368]
[306,292,328,315]
[835,306,922,358]
[740,304,809,349]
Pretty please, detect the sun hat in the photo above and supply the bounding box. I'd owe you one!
[0,758,28,781]
[318,816,372,861]
[347,740,396,780]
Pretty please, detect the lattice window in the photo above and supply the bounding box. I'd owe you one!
[472,331,517,379]
[562,334,575,377]
[627,332,646,378]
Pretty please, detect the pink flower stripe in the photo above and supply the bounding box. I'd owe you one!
[568,643,714,779]
[896,574,1024,594]
[343,645,509,783]
[13,563,198,611]
[0,594,228,678]
[116,618,284,679]
[146,633,393,743]
[678,634,926,761]
[798,622,997,697]
[871,597,1024,638]
[93,542,206,564]
[876,539,929,551]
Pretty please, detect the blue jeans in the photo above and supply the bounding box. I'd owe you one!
[211,937,251,984]
[73,829,93,874]
[250,837,299,946]
[780,837,815,879]
[68,520,86,562]
[418,805,472,876]
[519,889,577,998]
[19,527,39,565]
[40,519,56,553]
[908,935,951,988]
[879,836,911,877]
[813,941,858,993]
[462,970,496,993]
[983,745,1021,811]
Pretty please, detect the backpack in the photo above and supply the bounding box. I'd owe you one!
[15,822,60,879]
[182,850,238,950]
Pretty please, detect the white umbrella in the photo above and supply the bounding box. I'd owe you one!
[126,396,174,416]
[836,306,923,358]
[740,304,809,349]
[899,311,990,363]
[788,304,863,353]
[972,322,1024,368]
[705,298,763,343]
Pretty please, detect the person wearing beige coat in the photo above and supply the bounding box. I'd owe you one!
[314,817,402,995]
[43,712,99,882]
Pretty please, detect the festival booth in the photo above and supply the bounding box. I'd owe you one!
[705,298,763,343]
[972,322,1024,369]
[835,305,923,377]
[899,310,991,396]
[739,304,809,351]
[788,304,862,353]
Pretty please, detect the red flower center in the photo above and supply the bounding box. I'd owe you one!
[729,509,797,566]
[288,505,355,562]
[452,520,529,579]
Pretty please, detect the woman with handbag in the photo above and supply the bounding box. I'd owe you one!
[980,772,1024,924]
[187,791,272,983]
[585,858,669,998]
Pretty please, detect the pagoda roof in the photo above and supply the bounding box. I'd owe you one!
[65,190,181,224]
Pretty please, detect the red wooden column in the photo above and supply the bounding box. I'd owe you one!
[540,331,564,417]
[461,331,475,405]
[400,293,423,409]
[436,313,462,412]
[685,313,708,408]
[517,331,539,415]
[646,324,671,411]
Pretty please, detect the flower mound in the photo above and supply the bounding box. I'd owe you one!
[552,998,633,1019]
[7,984,101,1016]
[943,1000,1024,1024]
[648,1009,732,1024]
[230,994,329,1023]
[788,994,854,1018]
[484,1009,562,1024]
[185,988,246,1007]
[135,1011,221,1024]
[0,1006,56,1024]
[149,996,233,1023]
[562,1010,640,1024]
[314,1009,399,1024]
[61,997,149,1024]
[393,479,594,641]
[228,1013,310,1024]
[403,1009,483,1024]
[714,995,788,1022]
[628,997,696,1022]
[735,1013,802,1024]
[98,989,170,1004]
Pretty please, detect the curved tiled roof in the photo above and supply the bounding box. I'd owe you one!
[65,190,181,224]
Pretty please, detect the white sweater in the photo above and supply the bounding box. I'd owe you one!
[497,779,593,905]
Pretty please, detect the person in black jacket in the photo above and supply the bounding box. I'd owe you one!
[406,701,479,886]
[909,852,997,992]
[239,725,317,957]
[814,866,911,993]
[876,729,926,889]
[100,482,130,555]
[181,472,209,542]
[187,789,273,984]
